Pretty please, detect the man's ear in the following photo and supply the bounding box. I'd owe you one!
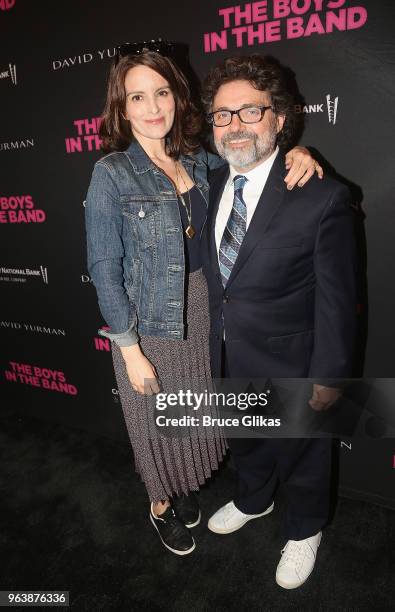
[276,113,286,134]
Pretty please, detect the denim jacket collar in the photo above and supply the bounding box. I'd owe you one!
[125,138,200,174]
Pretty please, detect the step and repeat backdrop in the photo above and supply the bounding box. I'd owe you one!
[1,0,394,507]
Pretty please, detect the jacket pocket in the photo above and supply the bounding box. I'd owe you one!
[121,198,161,249]
[267,329,314,354]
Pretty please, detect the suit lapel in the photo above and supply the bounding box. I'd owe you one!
[226,151,287,289]
[207,165,229,279]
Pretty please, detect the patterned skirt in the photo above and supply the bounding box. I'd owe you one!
[111,268,227,502]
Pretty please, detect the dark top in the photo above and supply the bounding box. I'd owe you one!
[177,185,207,273]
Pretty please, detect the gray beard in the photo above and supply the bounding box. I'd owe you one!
[215,127,277,169]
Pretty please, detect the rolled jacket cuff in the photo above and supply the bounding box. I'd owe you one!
[98,322,139,347]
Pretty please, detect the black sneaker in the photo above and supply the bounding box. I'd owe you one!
[172,493,201,528]
[150,503,196,555]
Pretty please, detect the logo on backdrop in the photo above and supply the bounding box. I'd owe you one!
[3,361,77,395]
[94,327,111,352]
[112,388,120,404]
[0,0,16,11]
[93,325,111,353]
[81,273,93,283]
[0,321,66,336]
[65,118,102,153]
[0,265,48,284]
[0,63,17,85]
[0,138,34,152]
[52,47,116,71]
[0,195,46,224]
[203,1,368,53]
[295,94,339,125]
[326,94,339,124]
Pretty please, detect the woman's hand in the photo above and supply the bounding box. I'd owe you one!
[284,146,323,190]
[120,344,160,395]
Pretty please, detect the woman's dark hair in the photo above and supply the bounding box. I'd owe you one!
[100,52,203,156]
[202,54,299,149]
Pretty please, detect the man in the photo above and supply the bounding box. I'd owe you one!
[200,55,357,589]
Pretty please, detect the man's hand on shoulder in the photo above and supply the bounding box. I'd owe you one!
[309,384,343,411]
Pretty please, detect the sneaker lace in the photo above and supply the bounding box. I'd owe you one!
[281,541,308,569]
[164,509,188,537]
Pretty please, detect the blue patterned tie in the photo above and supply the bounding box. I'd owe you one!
[219,175,248,286]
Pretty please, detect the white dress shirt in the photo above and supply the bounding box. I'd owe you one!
[215,146,279,257]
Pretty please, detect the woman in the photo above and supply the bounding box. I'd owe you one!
[85,41,322,556]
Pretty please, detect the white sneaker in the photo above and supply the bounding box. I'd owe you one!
[275,531,322,589]
[208,500,274,534]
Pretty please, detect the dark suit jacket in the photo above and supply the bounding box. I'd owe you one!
[201,151,358,380]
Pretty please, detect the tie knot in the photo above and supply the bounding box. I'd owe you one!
[233,175,247,192]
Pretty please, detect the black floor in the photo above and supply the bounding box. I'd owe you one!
[2,407,394,612]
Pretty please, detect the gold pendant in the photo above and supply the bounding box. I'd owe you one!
[185,225,196,239]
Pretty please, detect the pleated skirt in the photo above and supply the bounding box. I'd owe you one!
[111,268,227,502]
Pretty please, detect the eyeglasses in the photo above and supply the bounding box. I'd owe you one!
[115,39,186,65]
[206,105,273,127]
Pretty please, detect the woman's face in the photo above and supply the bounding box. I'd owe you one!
[124,65,176,143]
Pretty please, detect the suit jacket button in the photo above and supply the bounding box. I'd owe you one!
[222,296,229,303]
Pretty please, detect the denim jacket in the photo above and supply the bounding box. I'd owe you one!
[85,139,223,346]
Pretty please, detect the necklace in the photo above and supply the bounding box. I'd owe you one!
[175,161,195,239]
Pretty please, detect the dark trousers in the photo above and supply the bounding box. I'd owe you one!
[222,342,332,541]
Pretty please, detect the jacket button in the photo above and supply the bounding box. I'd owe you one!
[222,295,229,303]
